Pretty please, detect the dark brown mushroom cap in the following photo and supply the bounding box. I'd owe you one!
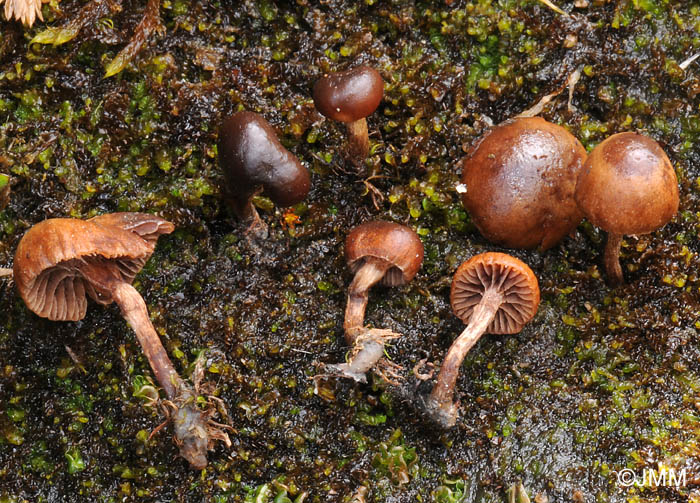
[460,117,587,250]
[219,111,310,207]
[575,132,679,235]
[13,214,174,322]
[313,66,384,123]
[345,221,424,287]
[450,252,539,335]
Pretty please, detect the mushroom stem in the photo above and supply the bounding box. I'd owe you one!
[604,232,624,286]
[323,259,398,383]
[0,268,12,278]
[112,282,183,398]
[111,282,210,470]
[425,288,504,428]
[346,118,370,163]
[227,197,268,240]
[344,258,390,344]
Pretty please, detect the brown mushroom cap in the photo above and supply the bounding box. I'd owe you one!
[313,66,384,123]
[13,214,174,321]
[219,111,310,208]
[460,117,587,250]
[450,252,539,335]
[575,132,679,235]
[345,221,424,287]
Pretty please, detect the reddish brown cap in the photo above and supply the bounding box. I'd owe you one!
[313,66,384,123]
[219,111,310,208]
[13,214,174,321]
[345,221,423,287]
[451,252,539,334]
[575,132,679,235]
[460,117,587,250]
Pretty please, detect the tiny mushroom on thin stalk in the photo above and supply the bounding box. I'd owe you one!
[12,213,232,469]
[460,116,587,250]
[421,252,539,428]
[324,221,423,384]
[313,65,384,165]
[575,132,679,285]
[219,111,310,241]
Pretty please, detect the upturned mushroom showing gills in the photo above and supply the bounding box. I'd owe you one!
[219,111,310,240]
[313,65,384,164]
[460,117,587,250]
[325,221,423,383]
[12,213,230,469]
[575,132,679,285]
[422,253,539,428]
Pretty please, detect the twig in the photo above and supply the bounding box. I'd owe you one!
[537,0,570,17]
[680,53,700,70]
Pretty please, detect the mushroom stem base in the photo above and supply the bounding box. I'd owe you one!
[425,289,503,428]
[346,118,370,165]
[228,198,269,241]
[604,232,624,286]
[323,328,400,383]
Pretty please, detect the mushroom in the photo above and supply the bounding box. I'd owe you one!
[421,252,539,428]
[325,221,423,383]
[313,65,384,164]
[575,132,679,285]
[12,213,231,469]
[460,117,587,250]
[219,111,310,240]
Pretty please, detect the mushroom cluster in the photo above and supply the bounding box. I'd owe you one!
[459,119,679,285]
[12,213,230,469]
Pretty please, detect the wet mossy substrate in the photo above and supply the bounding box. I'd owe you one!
[1,0,700,501]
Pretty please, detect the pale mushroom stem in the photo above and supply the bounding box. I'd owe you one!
[343,258,389,342]
[111,282,209,470]
[426,288,504,428]
[346,118,370,163]
[0,268,12,278]
[604,232,624,286]
[326,258,393,382]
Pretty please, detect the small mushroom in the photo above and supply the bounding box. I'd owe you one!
[313,65,384,164]
[12,213,230,469]
[219,111,310,240]
[575,132,679,285]
[460,117,587,250]
[421,252,539,428]
[325,221,423,383]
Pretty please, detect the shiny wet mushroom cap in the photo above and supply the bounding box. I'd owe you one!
[460,117,587,250]
[313,65,384,163]
[345,220,423,287]
[422,252,539,428]
[219,111,310,239]
[575,132,679,285]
